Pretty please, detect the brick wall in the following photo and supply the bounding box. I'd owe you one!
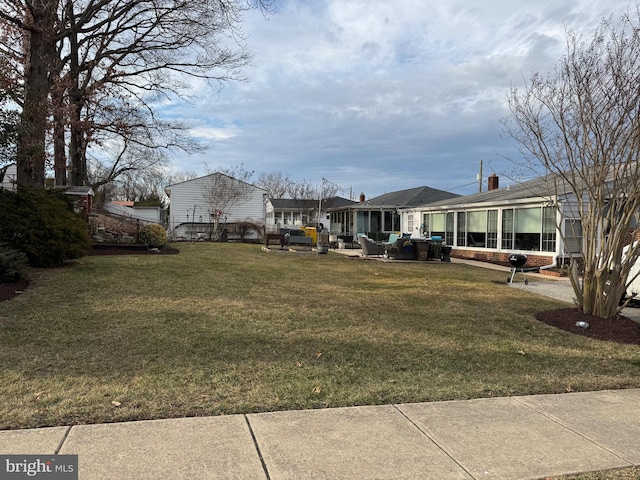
[450,249,556,267]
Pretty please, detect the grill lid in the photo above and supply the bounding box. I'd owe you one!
[508,254,527,268]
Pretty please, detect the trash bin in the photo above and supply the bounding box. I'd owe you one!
[317,233,329,254]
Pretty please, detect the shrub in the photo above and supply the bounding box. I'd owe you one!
[0,243,28,283]
[231,220,263,242]
[0,188,91,267]
[140,223,167,248]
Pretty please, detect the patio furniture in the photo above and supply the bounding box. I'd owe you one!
[384,233,400,245]
[360,236,385,257]
[337,235,354,248]
[387,238,417,260]
[265,233,285,249]
[441,245,452,262]
[413,239,431,261]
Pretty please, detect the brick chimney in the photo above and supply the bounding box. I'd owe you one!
[359,192,365,202]
[488,174,499,191]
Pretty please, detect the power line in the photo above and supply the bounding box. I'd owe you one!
[448,181,478,191]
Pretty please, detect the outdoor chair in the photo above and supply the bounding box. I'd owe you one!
[384,233,400,245]
[359,236,385,257]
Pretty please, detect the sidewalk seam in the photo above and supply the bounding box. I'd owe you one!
[391,404,476,480]
[512,397,636,466]
[244,415,271,480]
[54,426,73,454]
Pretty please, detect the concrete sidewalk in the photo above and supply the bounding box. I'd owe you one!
[1,389,639,479]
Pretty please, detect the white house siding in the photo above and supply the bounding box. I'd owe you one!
[104,202,164,224]
[166,173,266,240]
[1,164,16,191]
[265,200,332,232]
[134,207,164,224]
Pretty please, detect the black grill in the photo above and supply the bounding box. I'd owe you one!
[507,254,529,285]
[508,254,527,268]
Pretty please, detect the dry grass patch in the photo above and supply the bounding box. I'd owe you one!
[0,242,639,429]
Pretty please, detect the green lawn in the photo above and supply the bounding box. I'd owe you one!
[0,242,639,431]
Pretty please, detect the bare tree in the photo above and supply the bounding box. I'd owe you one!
[256,171,293,199]
[200,164,255,240]
[505,9,640,319]
[0,0,59,187]
[284,179,317,226]
[283,178,342,227]
[0,0,274,188]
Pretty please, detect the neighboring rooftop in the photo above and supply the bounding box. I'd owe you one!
[354,186,460,209]
[269,196,357,210]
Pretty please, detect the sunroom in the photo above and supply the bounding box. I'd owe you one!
[400,176,583,268]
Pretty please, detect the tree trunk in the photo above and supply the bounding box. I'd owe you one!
[52,85,67,187]
[67,3,86,187]
[69,99,86,186]
[17,6,52,188]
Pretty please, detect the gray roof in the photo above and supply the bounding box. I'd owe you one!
[354,186,460,209]
[270,196,356,210]
[65,186,94,196]
[417,175,570,209]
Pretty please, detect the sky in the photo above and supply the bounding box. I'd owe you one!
[165,0,636,199]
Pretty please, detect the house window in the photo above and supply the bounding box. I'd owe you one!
[384,211,400,232]
[564,219,583,254]
[370,211,381,233]
[457,212,466,246]
[542,206,556,252]
[487,210,498,248]
[515,207,541,250]
[502,209,514,249]
[445,212,454,245]
[357,211,369,233]
[467,211,487,247]
[407,214,414,232]
[429,213,446,239]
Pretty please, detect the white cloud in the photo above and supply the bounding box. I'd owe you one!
[168,0,637,197]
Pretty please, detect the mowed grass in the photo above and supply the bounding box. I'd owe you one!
[0,242,639,430]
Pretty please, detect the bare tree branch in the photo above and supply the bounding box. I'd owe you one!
[505,8,640,319]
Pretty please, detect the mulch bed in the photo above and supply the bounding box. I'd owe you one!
[0,279,29,303]
[536,308,640,345]
[88,244,180,256]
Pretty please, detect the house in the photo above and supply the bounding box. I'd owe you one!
[265,196,357,232]
[326,186,460,239]
[399,174,582,268]
[103,201,166,225]
[0,165,94,217]
[64,186,94,218]
[0,163,16,191]
[165,172,267,240]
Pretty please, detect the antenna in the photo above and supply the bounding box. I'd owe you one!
[477,159,483,193]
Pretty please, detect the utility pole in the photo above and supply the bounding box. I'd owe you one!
[477,159,483,193]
